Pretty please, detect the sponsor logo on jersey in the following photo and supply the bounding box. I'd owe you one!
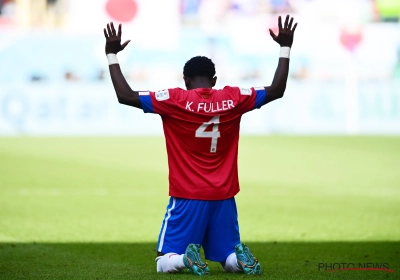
[155,89,170,101]
[240,87,252,95]
[138,91,150,96]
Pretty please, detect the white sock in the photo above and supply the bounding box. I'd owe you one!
[155,253,186,273]
[222,252,243,273]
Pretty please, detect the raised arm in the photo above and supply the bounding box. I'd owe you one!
[264,15,297,104]
[104,22,142,109]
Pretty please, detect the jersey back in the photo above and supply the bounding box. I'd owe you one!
[139,86,266,200]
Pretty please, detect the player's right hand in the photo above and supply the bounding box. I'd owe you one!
[104,22,131,55]
[269,15,297,47]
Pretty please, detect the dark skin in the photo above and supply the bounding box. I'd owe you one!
[104,15,297,259]
[104,15,297,109]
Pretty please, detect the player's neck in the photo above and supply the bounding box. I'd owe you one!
[189,84,213,90]
[184,76,216,90]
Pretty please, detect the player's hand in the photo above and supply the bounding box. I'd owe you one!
[104,22,131,55]
[269,15,297,47]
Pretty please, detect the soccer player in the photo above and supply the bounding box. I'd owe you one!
[103,15,297,276]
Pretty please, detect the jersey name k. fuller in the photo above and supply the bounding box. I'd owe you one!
[139,86,266,200]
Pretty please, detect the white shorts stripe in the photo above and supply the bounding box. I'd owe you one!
[157,198,176,252]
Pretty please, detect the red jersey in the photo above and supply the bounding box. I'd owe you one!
[139,86,266,200]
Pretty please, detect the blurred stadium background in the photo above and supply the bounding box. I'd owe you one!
[1,2,399,278]
[0,0,399,136]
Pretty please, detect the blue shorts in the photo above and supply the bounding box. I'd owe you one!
[157,197,240,262]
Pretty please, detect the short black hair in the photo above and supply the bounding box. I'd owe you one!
[183,56,216,79]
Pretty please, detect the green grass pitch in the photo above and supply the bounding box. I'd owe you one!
[0,136,399,279]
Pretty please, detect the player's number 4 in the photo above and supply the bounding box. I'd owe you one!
[195,116,220,153]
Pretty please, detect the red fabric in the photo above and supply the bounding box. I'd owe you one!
[149,86,257,200]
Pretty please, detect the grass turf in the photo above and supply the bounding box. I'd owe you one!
[0,136,399,279]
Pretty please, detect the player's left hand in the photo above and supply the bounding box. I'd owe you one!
[269,15,297,47]
[104,22,131,55]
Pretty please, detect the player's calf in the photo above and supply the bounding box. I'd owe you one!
[155,253,186,273]
[155,244,210,276]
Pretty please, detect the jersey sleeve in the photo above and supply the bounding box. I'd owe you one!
[232,86,267,114]
[139,88,180,115]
